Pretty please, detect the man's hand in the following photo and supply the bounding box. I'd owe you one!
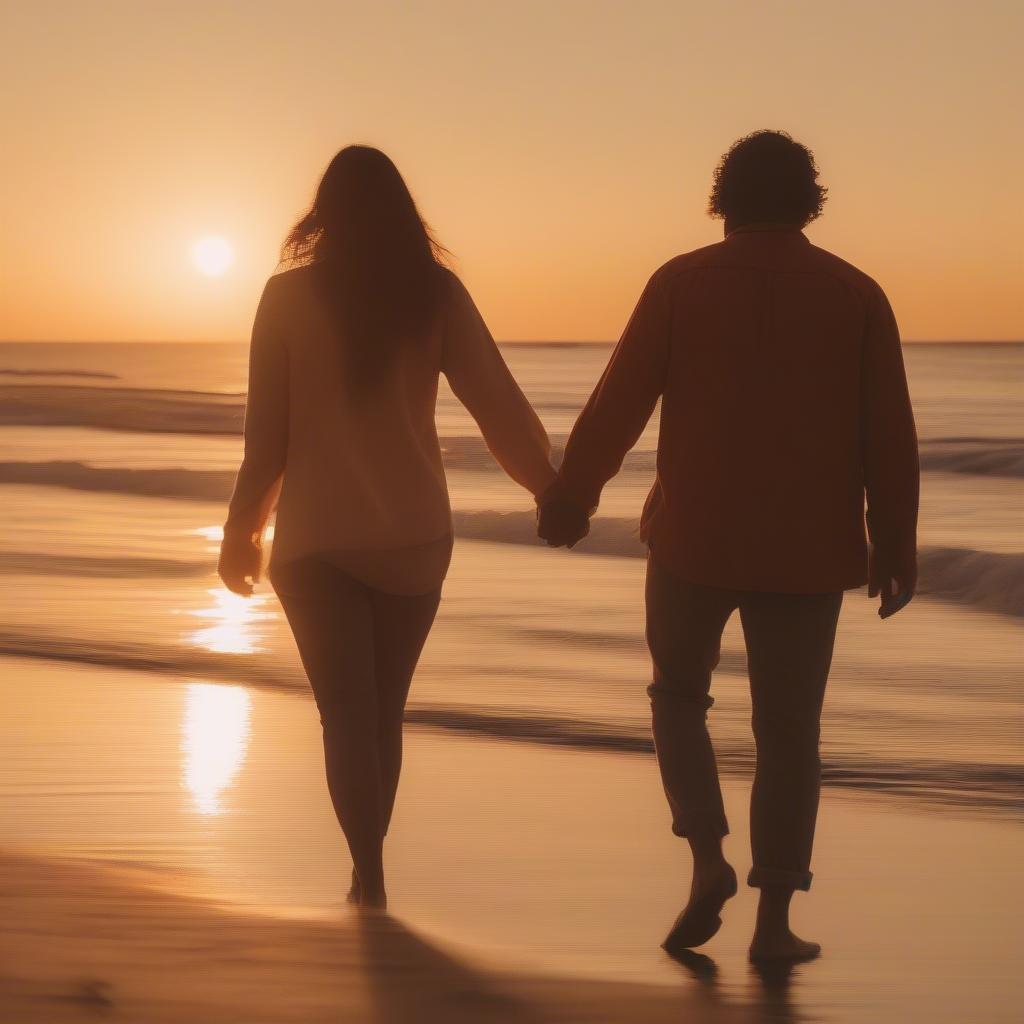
[218,533,262,596]
[537,493,591,549]
[869,555,916,619]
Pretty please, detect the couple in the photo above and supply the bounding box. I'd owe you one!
[218,133,919,964]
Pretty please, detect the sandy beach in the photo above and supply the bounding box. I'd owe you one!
[1,853,759,1024]
[3,654,1021,1023]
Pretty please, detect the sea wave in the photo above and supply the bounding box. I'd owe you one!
[2,383,1023,479]
[486,530,1024,619]
[0,461,235,500]
[0,385,245,434]
[1,456,1021,616]
[917,547,1024,618]
[0,460,1019,617]
[1,630,1020,816]
[0,552,212,578]
[919,437,1024,478]
[0,368,120,380]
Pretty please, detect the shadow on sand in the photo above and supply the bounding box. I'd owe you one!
[355,912,542,1024]
[358,911,805,1024]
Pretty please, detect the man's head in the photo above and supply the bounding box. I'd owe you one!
[708,130,827,230]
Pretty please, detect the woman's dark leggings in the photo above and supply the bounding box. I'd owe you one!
[270,556,441,886]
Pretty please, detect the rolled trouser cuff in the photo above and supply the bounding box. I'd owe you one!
[671,817,730,840]
[747,866,813,891]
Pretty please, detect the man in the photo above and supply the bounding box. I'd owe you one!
[538,130,919,963]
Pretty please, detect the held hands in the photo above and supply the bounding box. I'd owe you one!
[537,487,591,549]
[218,531,263,597]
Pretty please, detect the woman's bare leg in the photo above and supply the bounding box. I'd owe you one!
[274,562,388,907]
[372,587,442,833]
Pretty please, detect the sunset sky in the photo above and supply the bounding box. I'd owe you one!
[2,0,1021,342]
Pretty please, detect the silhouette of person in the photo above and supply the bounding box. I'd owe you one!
[538,130,919,962]
[219,146,555,910]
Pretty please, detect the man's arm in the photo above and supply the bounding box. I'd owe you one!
[539,271,672,545]
[861,282,919,616]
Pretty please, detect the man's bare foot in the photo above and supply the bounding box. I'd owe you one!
[662,862,737,953]
[346,868,360,905]
[665,948,718,980]
[749,929,821,963]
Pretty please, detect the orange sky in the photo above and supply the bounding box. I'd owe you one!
[2,1,1021,342]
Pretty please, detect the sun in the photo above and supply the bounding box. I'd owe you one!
[191,235,235,277]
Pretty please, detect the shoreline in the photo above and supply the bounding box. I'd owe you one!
[2,655,1022,1022]
[1,640,1019,821]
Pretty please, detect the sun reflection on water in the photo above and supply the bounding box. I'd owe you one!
[188,587,274,655]
[181,683,252,816]
[192,524,275,550]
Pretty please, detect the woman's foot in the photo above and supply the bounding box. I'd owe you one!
[352,862,387,911]
[346,868,361,905]
[358,886,388,912]
[346,868,386,910]
[662,862,738,953]
[749,928,821,963]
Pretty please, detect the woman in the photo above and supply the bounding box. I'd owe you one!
[218,146,555,909]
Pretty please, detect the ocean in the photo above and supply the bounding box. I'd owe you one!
[1,339,1021,819]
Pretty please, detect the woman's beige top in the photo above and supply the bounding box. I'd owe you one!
[224,265,555,594]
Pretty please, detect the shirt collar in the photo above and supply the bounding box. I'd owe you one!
[726,222,808,240]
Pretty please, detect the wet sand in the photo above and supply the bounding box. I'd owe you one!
[2,655,1022,1022]
[0,852,756,1024]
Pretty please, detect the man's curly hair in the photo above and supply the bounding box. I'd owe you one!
[708,130,827,227]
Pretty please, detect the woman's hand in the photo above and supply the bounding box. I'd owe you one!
[537,482,591,549]
[218,532,263,597]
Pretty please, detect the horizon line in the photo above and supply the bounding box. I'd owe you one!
[2,337,1023,346]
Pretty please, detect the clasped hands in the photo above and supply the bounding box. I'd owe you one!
[536,483,591,549]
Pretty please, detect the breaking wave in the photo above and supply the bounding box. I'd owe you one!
[2,384,1023,479]
[0,385,245,435]
[917,547,1024,618]
[919,437,1024,478]
[0,458,1019,618]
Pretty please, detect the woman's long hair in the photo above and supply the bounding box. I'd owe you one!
[282,146,449,393]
